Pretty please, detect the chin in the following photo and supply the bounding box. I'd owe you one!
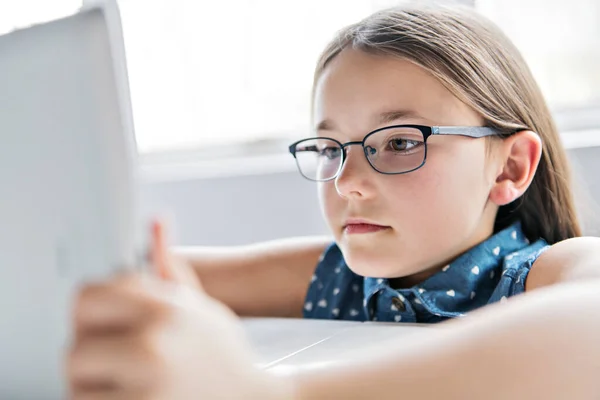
[336,230,416,278]
[342,251,406,278]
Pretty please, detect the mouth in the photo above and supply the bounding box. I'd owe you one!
[343,219,391,235]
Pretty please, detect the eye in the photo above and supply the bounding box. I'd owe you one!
[388,138,422,152]
[320,146,341,160]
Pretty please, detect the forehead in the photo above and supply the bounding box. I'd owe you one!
[312,49,482,135]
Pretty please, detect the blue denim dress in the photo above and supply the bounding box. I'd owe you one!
[303,221,549,323]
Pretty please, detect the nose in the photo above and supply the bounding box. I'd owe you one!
[334,144,376,200]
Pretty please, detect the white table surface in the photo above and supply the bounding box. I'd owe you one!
[243,318,428,374]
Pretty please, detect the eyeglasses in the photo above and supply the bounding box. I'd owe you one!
[288,125,499,182]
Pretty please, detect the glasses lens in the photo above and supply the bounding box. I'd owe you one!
[364,127,426,174]
[293,138,342,181]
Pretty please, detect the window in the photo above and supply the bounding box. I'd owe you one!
[476,0,600,133]
[117,0,426,156]
[119,0,600,157]
[3,1,599,160]
[0,1,81,34]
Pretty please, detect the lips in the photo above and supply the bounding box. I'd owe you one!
[343,219,390,235]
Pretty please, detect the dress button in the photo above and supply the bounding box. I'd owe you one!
[392,296,406,312]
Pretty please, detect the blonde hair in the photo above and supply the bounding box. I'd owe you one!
[313,5,581,244]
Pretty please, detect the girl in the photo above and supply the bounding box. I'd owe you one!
[68,4,600,399]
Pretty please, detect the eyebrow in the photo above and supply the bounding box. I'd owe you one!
[378,109,425,125]
[315,109,426,132]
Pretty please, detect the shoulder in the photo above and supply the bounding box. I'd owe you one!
[319,241,344,265]
[304,242,365,320]
[311,241,358,282]
[487,238,548,301]
[526,236,600,290]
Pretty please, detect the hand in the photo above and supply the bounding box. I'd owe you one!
[67,221,291,399]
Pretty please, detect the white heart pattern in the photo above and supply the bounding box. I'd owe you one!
[511,230,517,240]
[349,309,359,317]
[318,299,327,308]
[470,291,476,300]
[394,315,402,322]
[446,289,456,297]
[304,302,313,312]
[471,266,480,275]
[332,308,340,316]
[493,246,500,256]
[333,288,340,295]
[442,265,450,272]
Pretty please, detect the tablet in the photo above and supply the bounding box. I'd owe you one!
[0,2,139,398]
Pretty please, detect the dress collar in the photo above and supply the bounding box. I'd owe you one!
[364,221,530,314]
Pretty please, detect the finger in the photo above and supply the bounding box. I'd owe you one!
[151,219,202,289]
[70,387,147,400]
[73,280,165,335]
[69,390,139,400]
[68,334,159,393]
[151,219,172,281]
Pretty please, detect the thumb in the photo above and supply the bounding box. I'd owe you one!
[150,219,201,289]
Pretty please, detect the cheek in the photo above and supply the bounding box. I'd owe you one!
[375,173,438,239]
[415,143,491,224]
[318,182,341,227]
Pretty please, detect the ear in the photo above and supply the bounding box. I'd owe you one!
[489,130,542,206]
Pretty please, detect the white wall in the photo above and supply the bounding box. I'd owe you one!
[140,147,600,246]
[140,169,330,246]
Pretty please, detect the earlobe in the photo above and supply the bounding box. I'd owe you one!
[489,130,542,207]
[489,180,519,206]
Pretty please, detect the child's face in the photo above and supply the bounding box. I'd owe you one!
[314,49,502,283]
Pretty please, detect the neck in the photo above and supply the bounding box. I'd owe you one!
[390,220,496,289]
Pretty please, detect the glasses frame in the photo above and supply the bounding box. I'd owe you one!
[288,124,500,182]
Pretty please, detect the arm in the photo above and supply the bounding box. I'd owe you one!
[173,236,332,317]
[526,236,600,290]
[68,226,600,399]
[292,279,600,399]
